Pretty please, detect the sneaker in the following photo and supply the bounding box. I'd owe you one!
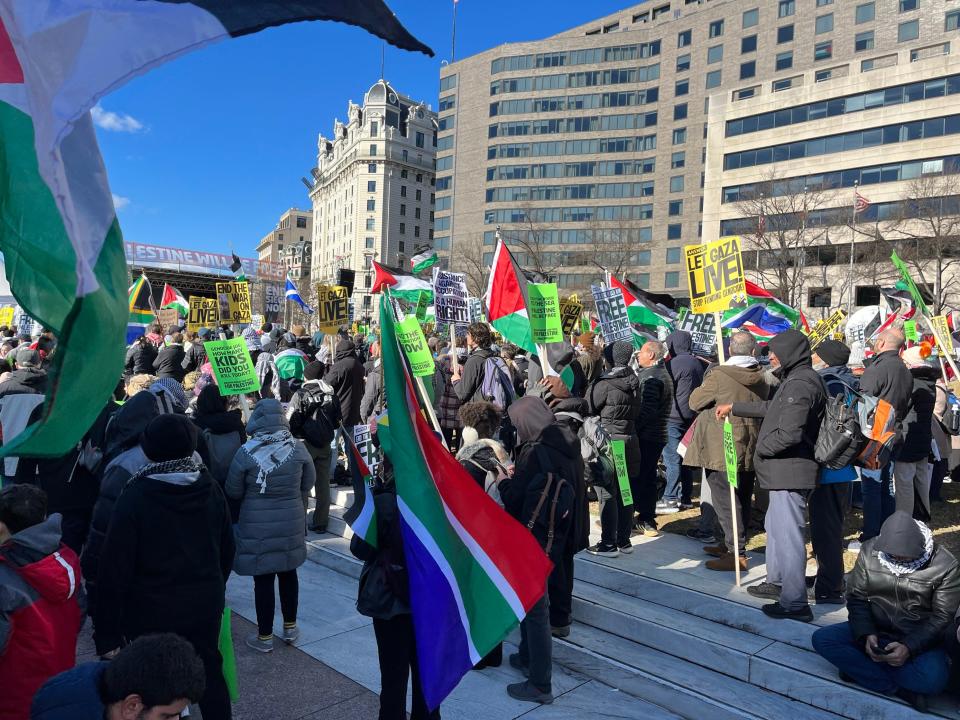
[655,499,681,515]
[638,521,660,538]
[508,653,529,678]
[746,582,782,600]
[761,602,814,623]
[281,624,300,644]
[703,544,728,558]
[705,553,748,572]
[894,688,929,713]
[619,540,634,554]
[586,543,620,557]
[245,634,274,653]
[814,594,845,606]
[679,502,695,511]
[507,681,553,705]
[686,527,717,544]
[847,540,862,553]
[551,625,571,638]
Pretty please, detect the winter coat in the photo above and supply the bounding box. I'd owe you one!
[457,438,511,497]
[898,365,938,462]
[847,538,960,656]
[152,344,186,381]
[182,342,207,373]
[453,346,496,404]
[31,662,108,720]
[685,362,769,472]
[0,515,83,720]
[350,483,411,620]
[359,361,384,422]
[665,331,705,426]
[933,382,953,461]
[433,356,461,430]
[0,367,47,397]
[93,463,234,654]
[732,331,826,491]
[324,339,365,425]
[124,341,156,376]
[587,366,642,475]
[635,362,673,445]
[860,349,915,422]
[225,400,315,576]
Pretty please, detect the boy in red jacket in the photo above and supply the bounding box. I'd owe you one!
[0,484,83,720]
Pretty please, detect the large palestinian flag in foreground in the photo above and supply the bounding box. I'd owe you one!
[378,294,551,709]
[0,2,430,457]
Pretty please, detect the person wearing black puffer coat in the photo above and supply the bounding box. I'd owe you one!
[153,333,186,382]
[193,385,246,521]
[586,341,641,556]
[123,335,157,377]
[324,337,365,426]
[894,346,940,521]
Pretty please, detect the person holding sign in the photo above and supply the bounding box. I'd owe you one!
[716,330,826,622]
[586,341,642,555]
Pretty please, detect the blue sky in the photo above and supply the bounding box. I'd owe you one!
[97,0,631,258]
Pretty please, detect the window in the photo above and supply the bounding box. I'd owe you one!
[367,180,376,192]
[369,143,377,156]
[400,185,407,197]
[666,246,682,263]
[899,0,918,11]
[678,29,692,47]
[808,287,832,308]
[416,189,422,201]
[743,8,759,28]
[707,44,723,64]
[673,128,687,144]
[416,173,423,183]
[741,35,757,54]
[778,0,795,18]
[709,19,724,38]
[815,13,833,34]
[773,76,796,92]
[399,204,406,216]
[856,2,875,23]
[367,163,377,174]
[676,53,691,72]
[740,61,756,79]
[415,208,421,219]
[667,224,682,240]
[675,78,689,96]
[817,0,833,5]
[670,175,685,192]
[735,86,758,100]
[370,121,378,135]
[668,200,683,216]
[814,41,832,61]
[776,50,793,71]
[664,271,680,288]
[366,199,375,211]
[778,24,794,43]
[415,131,424,148]
[855,31,874,52]
[674,103,688,120]
[705,70,722,89]
[365,237,375,249]
[672,151,686,168]
[898,20,919,42]
[399,223,405,235]
[414,226,420,238]
[401,169,408,179]
[365,218,375,230]
[948,10,960,31]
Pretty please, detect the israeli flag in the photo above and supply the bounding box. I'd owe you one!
[285,276,314,314]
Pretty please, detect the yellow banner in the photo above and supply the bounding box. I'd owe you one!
[931,315,953,354]
[684,236,746,315]
[559,297,583,335]
[187,296,218,334]
[215,281,252,325]
[316,285,349,333]
[807,309,847,350]
[0,307,15,327]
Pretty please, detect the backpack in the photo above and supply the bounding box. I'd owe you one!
[298,383,341,448]
[853,392,899,470]
[521,447,575,561]
[938,386,960,436]
[202,428,242,484]
[480,356,517,411]
[579,415,616,491]
[814,393,866,470]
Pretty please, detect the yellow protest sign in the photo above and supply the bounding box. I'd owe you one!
[0,307,15,327]
[187,296,218,333]
[215,281,252,325]
[931,315,953,354]
[316,285,349,332]
[807,309,847,351]
[684,236,746,314]
[559,297,584,335]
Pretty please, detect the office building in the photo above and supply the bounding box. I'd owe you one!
[256,208,312,266]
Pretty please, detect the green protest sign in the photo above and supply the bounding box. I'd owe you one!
[580,314,589,334]
[528,283,563,344]
[610,439,634,506]
[204,338,259,395]
[396,315,435,377]
[903,319,918,342]
[723,419,738,489]
[415,291,430,323]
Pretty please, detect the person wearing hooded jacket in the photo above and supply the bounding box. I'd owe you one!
[152,332,186,382]
[193,385,246,521]
[325,337,365,426]
[94,413,235,720]
[0,485,83,720]
[452,322,503,405]
[632,340,674,537]
[226,399,315,654]
[182,328,211,373]
[895,346,939,520]
[718,329,827,622]
[124,335,157,376]
[661,330,705,513]
[586,341,641,554]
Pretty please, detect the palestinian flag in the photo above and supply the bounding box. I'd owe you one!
[0,2,429,457]
[342,430,378,548]
[160,283,188,317]
[722,281,807,336]
[372,261,433,303]
[485,239,536,354]
[229,252,247,283]
[608,273,676,347]
[128,274,155,325]
[378,293,552,710]
[410,249,439,274]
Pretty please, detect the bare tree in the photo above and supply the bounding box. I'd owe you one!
[499,203,560,280]
[448,232,490,298]
[583,218,647,280]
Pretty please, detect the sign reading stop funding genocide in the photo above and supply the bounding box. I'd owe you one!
[684,236,746,315]
[316,285,349,332]
[215,281,252,324]
[433,269,469,326]
[187,296,218,334]
[559,295,583,335]
[591,285,632,343]
[396,315,435,376]
[528,283,563,344]
[204,338,259,395]
[723,419,739,489]
[610,439,634,506]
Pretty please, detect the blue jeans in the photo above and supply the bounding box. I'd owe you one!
[812,622,950,696]
[662,422,691,503]
[861,465,895,541]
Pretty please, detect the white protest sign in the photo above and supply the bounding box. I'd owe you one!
[591,285,632,343]
[353,423,381,479]
[433,269,470,326]
[677,310,717,356]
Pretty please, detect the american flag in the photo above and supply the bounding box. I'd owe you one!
[854,191,871,214]
[756,213,765,237]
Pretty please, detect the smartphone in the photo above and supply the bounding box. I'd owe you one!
[873,644,893,656]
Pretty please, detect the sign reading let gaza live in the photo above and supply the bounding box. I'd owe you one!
[187,296,218,334]
[215,281,252,324]
[316,285,349,332]
[684,236,746,315]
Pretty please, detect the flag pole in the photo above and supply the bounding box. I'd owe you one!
[847,182,858,314]
[451,0,458,62]
[385,288,442,433]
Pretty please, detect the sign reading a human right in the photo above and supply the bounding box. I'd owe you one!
[433,269,469,326]
[187,296,218,334]
[204,338,259,395]
[528,283,563,344]
[591,285,632,343]
[316,285,349,332]
[684,236,746,315]
[215,281,252,324]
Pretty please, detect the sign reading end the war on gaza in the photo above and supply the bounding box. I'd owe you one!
[684,236,746,315]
